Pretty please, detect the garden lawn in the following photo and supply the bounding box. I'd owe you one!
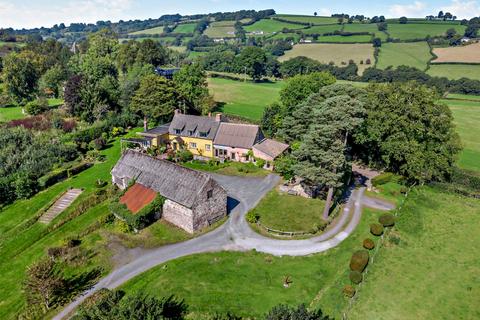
[274,15,339,25]
[387,23,465,40]
[427,64,480,81]
[173,23,197,34]
[347,186,480,320]
[129,25,164,35]
[442,98,480,172]
[182,160,269,178]
[244,19,304,35]
[207,77,282,121]
[0,106,24,122]
[119,206,387,318]
[252,189,326,231]
[377,42,432,70]
[279,43,374,74]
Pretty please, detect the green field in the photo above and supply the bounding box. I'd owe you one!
[129,25,164,35]
[427,64,480,81]
[204,21,236,38]
[443,97,480,172]
[244,19,304,35]
[270,32,301,41]
[274,14,339,25]
[173,23,197,34]
[377,42,432,70]
[347,186,480,319]
[303,24,342,35]
[343,23,389,40]
[208,77,282,121]
[0,106,24,122]
[387,23,465,40]
[317,35,373,43]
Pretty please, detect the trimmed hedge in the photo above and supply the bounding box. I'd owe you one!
[379,213,395,227]
[68,162,93,177]
[343,285,356,298]
[110,194,165,230]
[370,223,384,236]
[38,161,93,189]
[363,238,375,250]
[349,270,363,284]
[350,250,369,272]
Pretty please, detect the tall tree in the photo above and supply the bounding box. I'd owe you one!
[131,74,179,130]
[235,46,267,81]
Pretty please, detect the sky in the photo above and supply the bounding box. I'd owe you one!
[1,0,479,29]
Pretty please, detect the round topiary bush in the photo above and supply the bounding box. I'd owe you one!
[349,250,369,272]
[349,270,363,284]
[363,238,375,250]
[370,223,384,236]
[343,285,356,298]
[379,213,395,227]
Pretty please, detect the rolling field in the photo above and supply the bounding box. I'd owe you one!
[208,77,282,121]
[279,43,375,74]
[443,97,480,172]
[173,23,197,33]
[204,21,236,38]
[129,25,164,35]
[432,42,480,63]
[317,34,372,43]
[427,64,480,81]
[343,23,389,40]
[303,24,342,35]
[270,32,301,41]
[377,42,432,70]
[244,19,304,35]
[387,23,465,40]
[274,14,339,25]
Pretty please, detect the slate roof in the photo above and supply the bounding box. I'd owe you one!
[214,123,263,149]
[253,139,289,159]
[138,123,170,137]
[111,150,223,208]
[169,113,220,140]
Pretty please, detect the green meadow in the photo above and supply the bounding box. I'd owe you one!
[377,42,432,70]
[387,23,465,40]
[173,23,197,33]
[129,25,164,35]
[427,64,480,81]
[274,14,339,25]
[244,19,304,35]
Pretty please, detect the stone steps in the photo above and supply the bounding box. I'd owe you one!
[39,189,83,224]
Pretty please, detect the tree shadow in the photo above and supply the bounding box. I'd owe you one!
[63,267,102,302]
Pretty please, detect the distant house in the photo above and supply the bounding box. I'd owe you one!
[111,150,227,233]
[155,67,180,80]
[299,39,312,44]
[461,37,471,43]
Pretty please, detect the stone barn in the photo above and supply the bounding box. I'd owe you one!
[111,150,227,233]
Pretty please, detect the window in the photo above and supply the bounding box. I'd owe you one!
[174,129,181,134]
[231,152,235,160]
[207,190,213,199]
[199,131,208,138]
[205,144,211,151]
[188,130,194,136]
[189,142,197,149]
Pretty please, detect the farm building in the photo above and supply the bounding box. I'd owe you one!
[111,150,227,233]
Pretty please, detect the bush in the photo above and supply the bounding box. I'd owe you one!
[67,162,93,177]
[0,94,14,107]
[370,223,384,236]
[255,158,266,168]
[176,149,194,163]
[349,270,363,284]
[246,210,259,223]
[89,137,106,150]
[371,172,394,187]
[349,250,369,272]
[110,194,165,230]
[379,213,395,227]
[38,168,68,188]
[95,179,108,188]
[85,150,104,162]
[25,98,49,115]
[111,127,124,137]
[363,238,375,250]
[343,285,355,298]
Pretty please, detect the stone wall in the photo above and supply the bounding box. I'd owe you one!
[192,179,227,231]
[163,199,194,233]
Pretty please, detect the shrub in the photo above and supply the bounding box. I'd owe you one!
[67,162,93,177]
[349,250,369,272]
[176,149,194,163]
[25,98,49,115]
[363,238,375,250]
[95,179,108,188]
[371,172,394,187]
[379,213,395,227]
[246,210,259,223]
[89,137,106,150]
[111,127,124,137]
[255,158,266,168]
[370,223,384,236]
[349,271,363,284]
[343,285,355,298]
[0,94,14,107]
[38,168,68,188]
[110,194,165,230]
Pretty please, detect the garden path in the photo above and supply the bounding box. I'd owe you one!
[38,189,83,224]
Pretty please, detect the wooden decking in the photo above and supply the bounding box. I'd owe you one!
[39,189,83,224]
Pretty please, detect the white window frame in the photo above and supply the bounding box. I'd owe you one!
[205,144,211,151]
[189,142,197,149]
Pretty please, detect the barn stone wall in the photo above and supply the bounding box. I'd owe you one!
[192,179,228,231]
[163,199,194,233]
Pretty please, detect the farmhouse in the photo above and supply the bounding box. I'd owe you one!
[111,150,227,233]
[213,122,264,162]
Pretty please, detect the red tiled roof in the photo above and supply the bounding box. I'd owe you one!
[120,183,157,214]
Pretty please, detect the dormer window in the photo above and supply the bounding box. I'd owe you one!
[174,129,181,134]
[188,130,195,136]
[199,131,208,138]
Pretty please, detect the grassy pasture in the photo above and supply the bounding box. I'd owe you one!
[427,64,480,81]
[279,43,374,74]
[387,23,465,40]
[317,35,372,43]
[244,19,304,35]
[173,23,197,33]
[270,32,301,41]
[129,25,164,35]
[443,97,480,172]
[377,42,432,70]
[343,23,389,40]
[274,14,339,25]
[303,24,342,35]
[347,186,480,319]
[204,21,236,38]
[208,77,282,121]
[432,42,480,63]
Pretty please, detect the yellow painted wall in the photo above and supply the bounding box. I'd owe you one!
[169,135,214,158]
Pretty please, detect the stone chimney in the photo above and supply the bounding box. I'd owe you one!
[215,113,222,122]
[174,109,181,115]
